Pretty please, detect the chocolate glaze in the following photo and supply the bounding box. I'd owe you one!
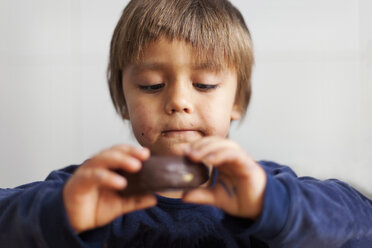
[117,156,209,196]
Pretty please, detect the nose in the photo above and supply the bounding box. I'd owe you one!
[164,82,192,115]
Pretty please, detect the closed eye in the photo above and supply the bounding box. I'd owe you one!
[193,83,218,91]
[139,83,165,92]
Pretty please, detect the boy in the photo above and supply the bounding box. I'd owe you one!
[1,0,371,247]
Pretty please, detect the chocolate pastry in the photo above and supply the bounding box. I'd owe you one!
[117,155,209,196]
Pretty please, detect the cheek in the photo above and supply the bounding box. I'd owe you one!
[128,102,157,144]
[201,102,232,137]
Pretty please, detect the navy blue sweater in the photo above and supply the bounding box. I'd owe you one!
[0,161,371,247]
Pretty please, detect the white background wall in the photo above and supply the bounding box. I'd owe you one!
[0,0,371,197]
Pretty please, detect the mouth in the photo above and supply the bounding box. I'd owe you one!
[161,129,204,138]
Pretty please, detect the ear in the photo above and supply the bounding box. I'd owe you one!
[230,104,242,121]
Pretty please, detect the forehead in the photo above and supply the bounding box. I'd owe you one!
[130,37,231,73]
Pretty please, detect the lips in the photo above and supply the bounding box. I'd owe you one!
[161,129,204,138]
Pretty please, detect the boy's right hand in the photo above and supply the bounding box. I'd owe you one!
[63,145,157,234]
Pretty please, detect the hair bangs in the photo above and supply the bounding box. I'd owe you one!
[118,0,243,71]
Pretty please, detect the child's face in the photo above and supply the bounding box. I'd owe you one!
[122,37,241,155]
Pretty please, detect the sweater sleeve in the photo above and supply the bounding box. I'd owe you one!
[222,161,372,247]
[255,161,372,247]
[0,165,89,248]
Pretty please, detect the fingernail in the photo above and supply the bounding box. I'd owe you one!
[128,158,141,168]
[140,147,150,155]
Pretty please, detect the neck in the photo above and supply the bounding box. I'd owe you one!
[157,190,184,199]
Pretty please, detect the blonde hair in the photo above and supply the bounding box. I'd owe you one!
[107,0,254,119]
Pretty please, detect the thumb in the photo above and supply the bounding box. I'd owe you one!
[182,188,217,206]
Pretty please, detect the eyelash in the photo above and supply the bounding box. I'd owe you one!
[138,83,218,92]
[193,83,218,91]
[139,84,165,92]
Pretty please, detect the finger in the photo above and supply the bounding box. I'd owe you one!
[91,150,143,173]
[95,169,128,190]
[204,147,244,167]
[183,179,239,209]
[187,136,219,155]
[110,145,150,160]
[189,139,237,163]
[120,194,157,214]
[73,167,127,192]
[186,138,223,161]
[182,188,217,206]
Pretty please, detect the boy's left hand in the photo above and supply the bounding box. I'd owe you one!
[183,136,267,220]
